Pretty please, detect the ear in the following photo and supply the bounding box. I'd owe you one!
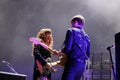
[74,21,79,26]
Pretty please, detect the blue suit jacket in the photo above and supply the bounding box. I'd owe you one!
[62,27,90,60]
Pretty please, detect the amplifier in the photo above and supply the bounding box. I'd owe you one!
[115,32,120,80]
[0,71,27,80]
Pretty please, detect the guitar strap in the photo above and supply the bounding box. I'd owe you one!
[72,29,89,60]
[74,42,88,60]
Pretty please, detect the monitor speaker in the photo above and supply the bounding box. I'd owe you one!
[115,32,120,80]
[0,71,27,80]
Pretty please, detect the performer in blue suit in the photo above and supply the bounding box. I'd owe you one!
[58,14,91,80]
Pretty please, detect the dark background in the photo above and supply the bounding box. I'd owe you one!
[0,0,120,80]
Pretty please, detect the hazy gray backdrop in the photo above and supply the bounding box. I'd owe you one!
[0,0,120,80]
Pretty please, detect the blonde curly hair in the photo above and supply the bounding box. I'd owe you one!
[32,28,53,55]
[36,28,53,47]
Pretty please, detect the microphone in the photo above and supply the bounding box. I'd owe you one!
[2,60,18,74]
[2,60,11,66]
[107,44,115,50]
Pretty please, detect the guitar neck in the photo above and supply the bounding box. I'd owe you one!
[29,37,56,54]
[47,47,56,54]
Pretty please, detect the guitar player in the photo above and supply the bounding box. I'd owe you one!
[32,28,59,80]
[55,14,91,80]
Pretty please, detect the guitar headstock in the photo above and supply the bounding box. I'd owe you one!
[29,37,49,49]
[29,37,40,45]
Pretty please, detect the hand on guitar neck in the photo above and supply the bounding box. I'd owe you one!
[52,50,67,67]
[52,50,63,57]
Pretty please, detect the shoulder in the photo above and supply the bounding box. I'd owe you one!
[68,27,80,32]
[34,44,43,49]
[68,28,82,34]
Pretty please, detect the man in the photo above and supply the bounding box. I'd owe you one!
[58,14,91,80]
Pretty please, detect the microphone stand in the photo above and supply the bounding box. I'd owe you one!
[107,47,116,80]
[2,61,18,74]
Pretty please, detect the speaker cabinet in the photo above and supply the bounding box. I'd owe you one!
[0,71,27,80]
[115,32,120,80]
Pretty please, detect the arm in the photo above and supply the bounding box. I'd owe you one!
[61,29,73,55]
[33,45,47,66]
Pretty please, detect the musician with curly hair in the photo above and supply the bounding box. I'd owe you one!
[32,28,54,80]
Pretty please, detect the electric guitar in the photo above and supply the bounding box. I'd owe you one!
[29,37,67,66]
[36,58,60,80]
[36,57,60,76]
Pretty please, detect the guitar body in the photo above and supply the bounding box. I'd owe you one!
[58,54,67,66]
[36,57,59,77]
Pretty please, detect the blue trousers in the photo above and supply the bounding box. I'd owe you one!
[62,59,86,80]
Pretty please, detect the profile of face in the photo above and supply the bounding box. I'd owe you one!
[44,33,53,46]
[72,21,84,28]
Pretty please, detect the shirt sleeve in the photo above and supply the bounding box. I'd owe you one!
[33,45,47,66]
[61,29,73,55]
